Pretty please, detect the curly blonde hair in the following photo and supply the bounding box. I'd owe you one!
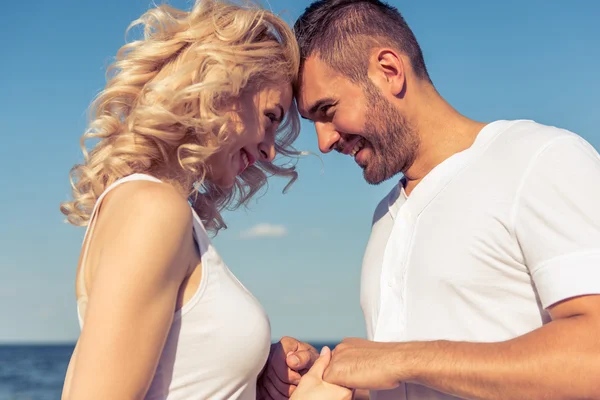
[60,0,301,234]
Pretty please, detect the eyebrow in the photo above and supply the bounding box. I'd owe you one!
[301,97,336,120]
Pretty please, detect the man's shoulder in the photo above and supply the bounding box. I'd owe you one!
[479,119,588,174]
[491,119,581,151]
[480,119,599,197]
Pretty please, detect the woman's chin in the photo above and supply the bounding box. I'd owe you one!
[214,175,236,190]
[205,169,237,190]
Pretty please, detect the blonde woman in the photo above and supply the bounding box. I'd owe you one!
[60,1,351,399]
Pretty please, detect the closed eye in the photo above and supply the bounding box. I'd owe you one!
[266,112,278,123]
[319,104,335,118]
[265,104,284,125]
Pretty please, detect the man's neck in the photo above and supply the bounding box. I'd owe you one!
[402,87,486,195]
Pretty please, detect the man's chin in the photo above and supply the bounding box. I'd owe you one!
[363,170,387,185]
[363,165,397,186]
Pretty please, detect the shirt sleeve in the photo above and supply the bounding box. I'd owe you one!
[513,134,600,309]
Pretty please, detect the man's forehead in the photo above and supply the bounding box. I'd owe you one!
[297,56,340,115]
[302,55,337,80]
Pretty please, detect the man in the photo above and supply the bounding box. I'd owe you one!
[258,0,600,399]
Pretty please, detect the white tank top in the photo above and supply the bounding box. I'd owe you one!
[76,173,271,399]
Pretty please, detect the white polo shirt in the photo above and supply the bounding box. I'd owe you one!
[360,120,600,400]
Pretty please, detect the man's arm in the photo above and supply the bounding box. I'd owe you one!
[324,294,600,400]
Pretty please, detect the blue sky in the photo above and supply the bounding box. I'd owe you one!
[0,0,598,343]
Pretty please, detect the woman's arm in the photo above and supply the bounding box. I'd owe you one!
[64,182,194,400]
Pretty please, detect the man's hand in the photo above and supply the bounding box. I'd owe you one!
[324,338,404,391]
[290,346,353,400]
[257,336,320,399]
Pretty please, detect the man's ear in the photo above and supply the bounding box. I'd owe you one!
[367,48,406,97]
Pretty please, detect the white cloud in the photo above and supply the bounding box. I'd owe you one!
[240,223,288,239]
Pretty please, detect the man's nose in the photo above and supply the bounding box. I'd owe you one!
[315,122,340,154]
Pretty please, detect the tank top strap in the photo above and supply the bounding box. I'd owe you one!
[77,173,163,300]
[189,207,211,256]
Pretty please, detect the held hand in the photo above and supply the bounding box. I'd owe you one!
[323,338,403,391]
[257,336,319,399]
[290,346,353,400]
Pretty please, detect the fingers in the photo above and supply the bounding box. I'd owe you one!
[265,364,297,398]
[257,383,275,400]
[259,367,295,400]
[305,346,332,378]
[297,340,318,355]
[287,341,319,372]
[277,337,319,372]
[264,374,290,400]
[259,337,316,399]
[279,336,301,353]
[286,348,318,371]
[270,342,303,385]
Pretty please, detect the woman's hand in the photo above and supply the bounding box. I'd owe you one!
[290,346,353,400]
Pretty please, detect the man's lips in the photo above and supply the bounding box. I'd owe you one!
[340,136,363,155]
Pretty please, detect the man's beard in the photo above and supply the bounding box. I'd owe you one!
[360,83,419,185]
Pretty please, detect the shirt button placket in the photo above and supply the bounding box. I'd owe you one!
[395,210,414,337]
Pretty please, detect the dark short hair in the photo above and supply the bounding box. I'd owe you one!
[294,0,431,84]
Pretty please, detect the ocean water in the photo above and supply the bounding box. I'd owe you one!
[0,342,336,400]
[0,344,75,400]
